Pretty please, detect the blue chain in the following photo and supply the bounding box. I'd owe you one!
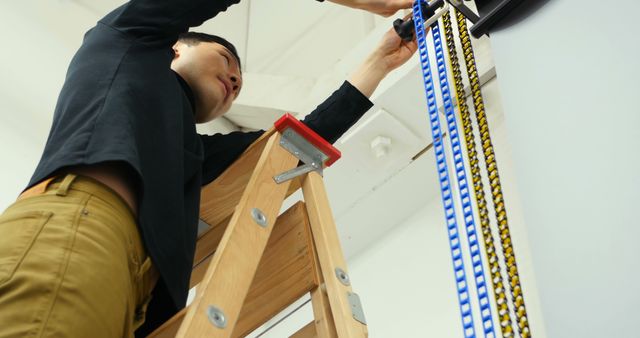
[412,2,476,337]
[431,20,496,337]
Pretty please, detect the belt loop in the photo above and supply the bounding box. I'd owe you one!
[56,174,77,196]
[137,257,152,280]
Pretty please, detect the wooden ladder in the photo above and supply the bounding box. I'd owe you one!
[148,115,368,338]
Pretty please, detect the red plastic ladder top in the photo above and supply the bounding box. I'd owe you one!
[274,113,342,167]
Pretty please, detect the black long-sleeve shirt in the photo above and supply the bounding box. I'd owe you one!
[28,0,373,331]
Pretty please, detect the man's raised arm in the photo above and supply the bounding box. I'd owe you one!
[99,0,241,46]
[99,0,413,46]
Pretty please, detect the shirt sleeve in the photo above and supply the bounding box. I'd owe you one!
[300,80,373,144]
[99,0,240,46]
[199,81,373,185]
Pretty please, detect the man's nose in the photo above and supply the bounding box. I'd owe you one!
[230,75,239,92]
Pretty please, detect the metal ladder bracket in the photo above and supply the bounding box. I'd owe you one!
[274,127,328,184]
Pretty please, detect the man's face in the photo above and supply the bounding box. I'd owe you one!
[171,41,242,123]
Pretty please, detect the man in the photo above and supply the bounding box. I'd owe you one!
[0,0,417,337]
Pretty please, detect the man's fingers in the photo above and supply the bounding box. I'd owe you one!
[408,40,418,53]
[398,0,414,9]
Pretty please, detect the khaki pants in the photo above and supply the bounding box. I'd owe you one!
[0,174,158,338]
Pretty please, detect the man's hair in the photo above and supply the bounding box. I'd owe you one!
[178,32,242,70]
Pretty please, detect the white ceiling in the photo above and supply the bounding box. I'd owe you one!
[0,0,497,259]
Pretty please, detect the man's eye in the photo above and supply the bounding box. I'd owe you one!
[223,55,230,65]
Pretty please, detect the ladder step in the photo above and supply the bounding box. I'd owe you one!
[290,321,317,338]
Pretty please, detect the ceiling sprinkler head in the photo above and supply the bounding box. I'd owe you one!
[370,136,392,159]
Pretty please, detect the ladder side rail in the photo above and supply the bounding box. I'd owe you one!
[302,172,368,338]
[309,214,338,338]
[176,132,298,337]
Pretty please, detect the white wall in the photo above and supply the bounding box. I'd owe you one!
[0,116,43,211]
[0,1,96,212]
[347,197,485,338]
[489,1,640,337]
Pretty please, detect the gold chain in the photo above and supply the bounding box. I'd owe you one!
[441,11,515,338]
[454,10,531,337]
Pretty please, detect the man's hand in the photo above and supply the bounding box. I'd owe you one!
[370,25,418,74]
[328,0,413,17]
[349,26,418,97]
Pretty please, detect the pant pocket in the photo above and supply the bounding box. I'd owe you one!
[132,256,158,331]
[0,210,53,284]
[132,293,153,331]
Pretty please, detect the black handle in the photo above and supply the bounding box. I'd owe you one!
[393,0,444,41]
[393,18,416,42]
